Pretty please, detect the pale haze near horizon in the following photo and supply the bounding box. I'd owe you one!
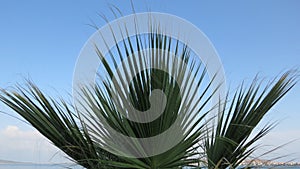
[0,0,299,164]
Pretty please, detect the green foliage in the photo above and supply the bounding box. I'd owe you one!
[0,83,121,168]
[77,31,215,168]
[205,72,297,169]
[0,15,297,169]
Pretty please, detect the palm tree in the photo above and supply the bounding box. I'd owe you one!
[0,13,297,168]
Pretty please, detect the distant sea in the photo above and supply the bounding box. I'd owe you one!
[0,164,83,169]
[251,167,300,169]
[1,164,300,169]
[249,167,300,169]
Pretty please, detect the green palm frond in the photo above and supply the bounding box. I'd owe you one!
[205,71,297,169]
[0,83,121,169]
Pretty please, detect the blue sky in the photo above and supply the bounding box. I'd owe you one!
[0,0,299,163]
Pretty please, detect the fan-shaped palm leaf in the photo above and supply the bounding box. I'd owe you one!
[76,25,217,168]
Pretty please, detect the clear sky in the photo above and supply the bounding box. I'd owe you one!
[0,0,299,164]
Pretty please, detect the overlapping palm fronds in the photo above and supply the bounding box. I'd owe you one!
[0,25,217,168]
[205,71,297,169]
[0,11,298,169]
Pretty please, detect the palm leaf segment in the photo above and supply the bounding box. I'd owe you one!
[205,72,297,169]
